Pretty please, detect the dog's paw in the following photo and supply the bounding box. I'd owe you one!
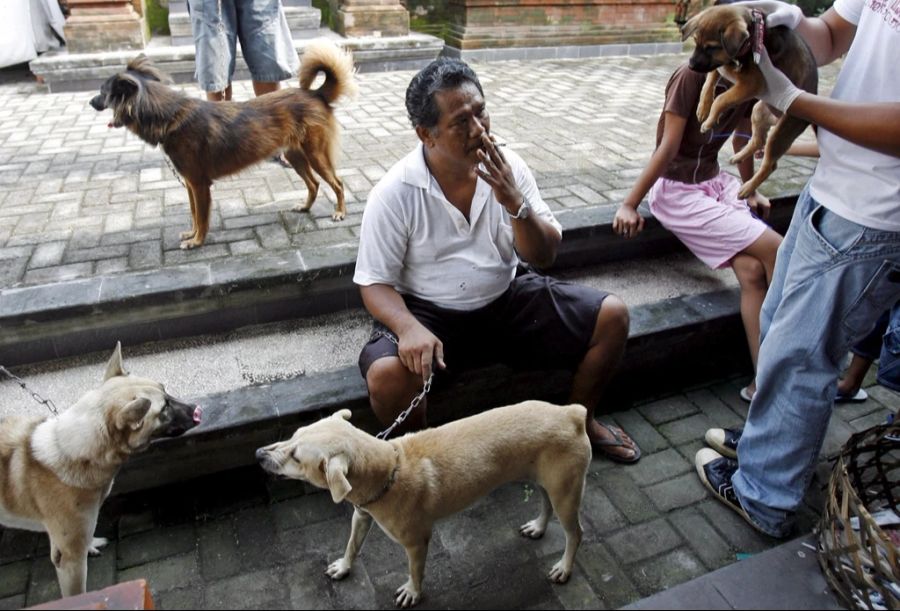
[699,119,715,134]
[88,537,108,557]
[179,238,202,250]
[325,558,351,580]
[519,519,546,539]
[179,230,196,240]
[737,185,754,200]
[696,108,709,124]
[394,581,421,608]
[332,210,346,222]
[548,560,572,584]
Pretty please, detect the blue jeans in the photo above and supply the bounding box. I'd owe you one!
[189,0,299,92]
[733,184,900,537]
[850,304,900,392]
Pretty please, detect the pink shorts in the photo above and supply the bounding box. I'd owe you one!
[648,172,768,269]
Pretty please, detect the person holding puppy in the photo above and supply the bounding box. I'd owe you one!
[695,0,900,538]
[354,58,640,463]
[613,8,783,403]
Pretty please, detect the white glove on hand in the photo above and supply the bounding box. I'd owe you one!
[757,46,804,112]
[736,0,805,29]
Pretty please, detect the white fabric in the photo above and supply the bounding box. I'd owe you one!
[808,0,900,231]
[354,143,562,311]
[0,0,65,69]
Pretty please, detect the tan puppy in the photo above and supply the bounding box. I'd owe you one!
[682,4,818,198]
[0,343,202,597]
[257,401,592,608]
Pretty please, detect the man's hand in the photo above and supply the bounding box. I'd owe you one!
[756,47,804,113]
[746,191,772,220]
[737,0,804,29]
[397,322,446,382]
[475,133,524,214]
[612,205,645,238]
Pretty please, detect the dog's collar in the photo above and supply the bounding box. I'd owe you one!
[354,447,400,509]
[738,9,766,63]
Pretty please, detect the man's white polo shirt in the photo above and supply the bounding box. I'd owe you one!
[354,143,562,311]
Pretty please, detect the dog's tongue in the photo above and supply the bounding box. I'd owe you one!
[107,122,114,129]
[193,406,203,424]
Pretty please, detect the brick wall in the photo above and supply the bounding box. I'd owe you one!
[446,0,682,49]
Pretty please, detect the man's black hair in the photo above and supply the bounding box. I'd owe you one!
[405,58,484,130]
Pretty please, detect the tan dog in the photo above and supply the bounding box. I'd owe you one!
[682,4,818,198]
[0,343,202,597]
[256,401,592,608]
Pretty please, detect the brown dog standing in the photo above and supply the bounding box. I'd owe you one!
[257,402,592,608]
[90,40,357,249]
[682,4,817,198]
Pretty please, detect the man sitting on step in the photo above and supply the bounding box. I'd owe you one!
[353,58,641,463]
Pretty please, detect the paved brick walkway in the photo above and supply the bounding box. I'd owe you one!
[0,55,835,290]
[0,373,892,610]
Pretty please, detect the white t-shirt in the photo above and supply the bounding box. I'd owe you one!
[354,143,562,311]
[809,0,900,230]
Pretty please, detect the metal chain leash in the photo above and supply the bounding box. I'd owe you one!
[0,366,59,416]
[373,330,434,440]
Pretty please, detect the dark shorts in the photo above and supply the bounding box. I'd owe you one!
[358,272,610,380]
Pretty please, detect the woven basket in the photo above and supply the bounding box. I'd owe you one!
[818,423,900,610]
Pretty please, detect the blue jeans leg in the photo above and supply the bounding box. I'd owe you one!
[733,195,900,537]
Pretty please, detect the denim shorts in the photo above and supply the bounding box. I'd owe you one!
[851,304,900,392]
[188,0,300,92]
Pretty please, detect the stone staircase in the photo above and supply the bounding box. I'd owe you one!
[0,198,799,494]
[165,0,322,47]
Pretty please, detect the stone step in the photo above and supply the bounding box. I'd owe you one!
[1,252,754,494]
[0,196,797,369]
[29,31,444,93]
[167,5,322,47]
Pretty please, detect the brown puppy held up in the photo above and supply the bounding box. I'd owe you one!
[89,40,357,249]
[682,4,817,198]
[257,402,592,608]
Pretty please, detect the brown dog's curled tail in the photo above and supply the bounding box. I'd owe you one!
[299,39,358,105]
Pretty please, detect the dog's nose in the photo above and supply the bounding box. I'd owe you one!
[255,448,267,463]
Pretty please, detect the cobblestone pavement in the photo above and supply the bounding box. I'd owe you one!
[0,55,836,290]
[0,373,893,610]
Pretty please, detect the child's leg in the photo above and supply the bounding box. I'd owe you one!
[731,229,784,397]
[737,228,783,284]
[732,253,768,394]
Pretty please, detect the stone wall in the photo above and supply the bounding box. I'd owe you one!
[445,0,681,50]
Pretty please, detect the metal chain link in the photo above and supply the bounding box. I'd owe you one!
[164,156,186,188]
[0,366,59,416]
[376,372,433,440]
[372,328,434,440]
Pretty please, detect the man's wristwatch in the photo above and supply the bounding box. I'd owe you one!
[511,198,531,220]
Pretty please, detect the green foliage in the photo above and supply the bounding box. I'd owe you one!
[795,0,834,16]
[311,0,338,31]
[146,0,170,36]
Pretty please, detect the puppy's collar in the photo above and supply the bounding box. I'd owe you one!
[738,9,766,63]
[354,447,400,509]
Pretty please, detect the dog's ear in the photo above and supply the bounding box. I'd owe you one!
[681,14,700,41]
[322,454,352,503]
[115,397,152,431]
[126,54,171,84]
[332,409,352,421]
[110,74,141,102]
[721,18,750,58]
[104,342,128,380]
